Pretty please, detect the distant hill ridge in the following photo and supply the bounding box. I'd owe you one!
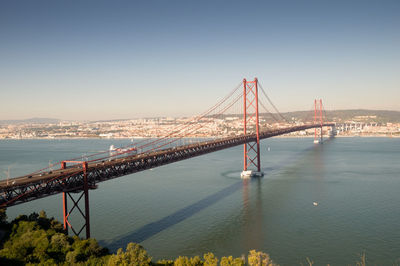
[0,118,60,125]
[0,109,399,124]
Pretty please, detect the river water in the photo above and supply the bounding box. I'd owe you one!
[1,137,399,265]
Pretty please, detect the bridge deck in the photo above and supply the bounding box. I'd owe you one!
[0,123,334,207]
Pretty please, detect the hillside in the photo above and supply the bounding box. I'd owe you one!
[279,109,400,123]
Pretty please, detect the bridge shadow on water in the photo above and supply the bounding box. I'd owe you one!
[103,180,243,250]
[103,139,333,250]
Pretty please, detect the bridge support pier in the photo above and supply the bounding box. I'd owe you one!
[61,161,91,239]
[241,78,263,178]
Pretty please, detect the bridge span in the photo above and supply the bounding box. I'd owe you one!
[0,123,333,208]
[0,78,334,238]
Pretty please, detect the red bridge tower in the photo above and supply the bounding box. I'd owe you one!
[241,78,263,178]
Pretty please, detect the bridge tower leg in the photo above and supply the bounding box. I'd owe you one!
[314,99,323,144]
[61,161,91,239]
[241,78,263,178]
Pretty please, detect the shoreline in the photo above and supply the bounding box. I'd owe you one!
[0,135,399,140]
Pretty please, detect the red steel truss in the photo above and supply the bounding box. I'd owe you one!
[61,161,93,239]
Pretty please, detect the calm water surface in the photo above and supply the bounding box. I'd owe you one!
[1,138,399,265]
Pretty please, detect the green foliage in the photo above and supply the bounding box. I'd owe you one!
[203,252,218,266]
[0,208,7,225]
[247,250,276,266]
[0,210,283,266]
[1,220,50,263]
[220,256,244,266]
[173,255,203,266]
[189,256,203,266]
[156,258,174,265]
[107,242,151,266]
[173,256,191,266]
[66,237,108,264]
[0,210,108,265]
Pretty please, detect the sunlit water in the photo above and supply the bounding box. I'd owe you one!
[1,137,399,265]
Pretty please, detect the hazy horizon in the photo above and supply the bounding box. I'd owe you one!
[1,0,399,120]
[1,108,400,123]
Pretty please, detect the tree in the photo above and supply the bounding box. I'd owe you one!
[173,255,203,266]
[0,211,108,265]
[107,242,151,266]
[66,237,108,264]
[247,250,276,266]
[0,208,7,225]
[203,252,218,266]
[220,256,244,266]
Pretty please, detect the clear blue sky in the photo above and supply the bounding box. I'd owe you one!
[1,0,399,120]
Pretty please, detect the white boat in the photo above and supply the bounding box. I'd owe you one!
[240,170,264,179]
[313,139,321,144]
[109,145,137,155]
[313,201,318,206]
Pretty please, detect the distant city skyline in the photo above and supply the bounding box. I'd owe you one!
[1,0,399,120]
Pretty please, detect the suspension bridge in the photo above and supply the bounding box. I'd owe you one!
[0,78,335,238]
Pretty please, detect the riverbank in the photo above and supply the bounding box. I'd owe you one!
[1,134,399,141]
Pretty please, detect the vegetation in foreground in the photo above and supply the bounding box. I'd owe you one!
[0,209,277,265]
[0,209,370,265]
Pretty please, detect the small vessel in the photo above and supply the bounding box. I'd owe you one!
[313,201,318,206]
[109,145,137,154]
[240,170,264,179]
